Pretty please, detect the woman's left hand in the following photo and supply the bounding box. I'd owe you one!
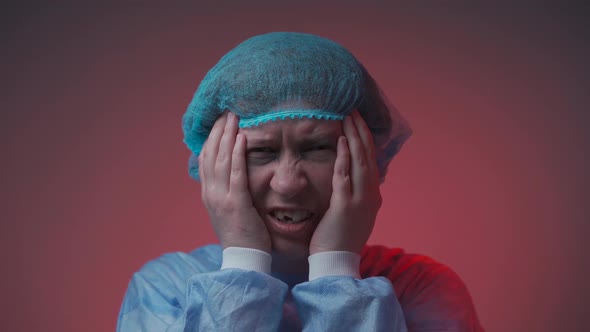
[309,111,382,255]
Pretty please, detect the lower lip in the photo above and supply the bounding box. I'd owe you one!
[268,214,314,236]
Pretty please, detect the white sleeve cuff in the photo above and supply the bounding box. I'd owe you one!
[308,251,361,281]
[220,247,272,274]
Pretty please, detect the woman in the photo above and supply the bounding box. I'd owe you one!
[117,32,483,331]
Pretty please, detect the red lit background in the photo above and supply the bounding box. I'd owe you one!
[2,3,589,331]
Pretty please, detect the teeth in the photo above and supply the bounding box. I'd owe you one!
[273,210,310,223]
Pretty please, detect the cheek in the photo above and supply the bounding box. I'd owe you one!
[306,163,335,199]
[246,166,271,200]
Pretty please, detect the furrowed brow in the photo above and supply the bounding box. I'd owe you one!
[246,137,277,146]
[301,132,340,144]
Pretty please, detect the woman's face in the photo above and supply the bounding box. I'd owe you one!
[239,118,343,261]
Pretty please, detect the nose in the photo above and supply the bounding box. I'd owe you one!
[269,159,308,199]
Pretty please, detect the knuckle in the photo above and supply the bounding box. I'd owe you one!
[216,151,229,163]
[231,160,242,173]
[355,155,367,168]
[341,146,351,157]
[334,164,348,177]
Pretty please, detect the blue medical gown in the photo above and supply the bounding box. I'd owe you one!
[117,245,482,331]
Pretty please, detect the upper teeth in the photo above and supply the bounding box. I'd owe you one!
[274,210,310,223]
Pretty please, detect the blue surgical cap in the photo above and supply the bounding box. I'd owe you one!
[182,32,412,182]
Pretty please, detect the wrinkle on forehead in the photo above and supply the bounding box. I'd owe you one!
[239,118,343,142]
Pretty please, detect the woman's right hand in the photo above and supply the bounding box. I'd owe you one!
[198,112,272,253]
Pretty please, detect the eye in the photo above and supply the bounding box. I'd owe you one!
[302,144,336,162]
[247,147,277,164]
[309,145,329,151]
[305,143,336,152]
[249,147,276,154]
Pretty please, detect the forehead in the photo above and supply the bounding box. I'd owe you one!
[239,118,343,139]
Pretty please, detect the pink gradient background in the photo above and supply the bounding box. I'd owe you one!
[2,3,589,331]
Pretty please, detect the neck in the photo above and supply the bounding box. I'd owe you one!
[271,251,309,275]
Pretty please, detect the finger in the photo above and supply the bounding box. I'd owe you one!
[230,133,249,197]
[198,153,207,192]
[202,112,228,186]
[215,112,238,191]
[342,115,368,195]
[331,136,352,201]
[351,110,377,164]
[352,110,379,178]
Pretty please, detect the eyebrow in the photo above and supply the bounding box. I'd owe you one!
[246,133,339,146]
[246,138,275,146]
[299,134,339,145]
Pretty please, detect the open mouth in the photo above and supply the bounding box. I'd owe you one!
[270,209,313,224]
